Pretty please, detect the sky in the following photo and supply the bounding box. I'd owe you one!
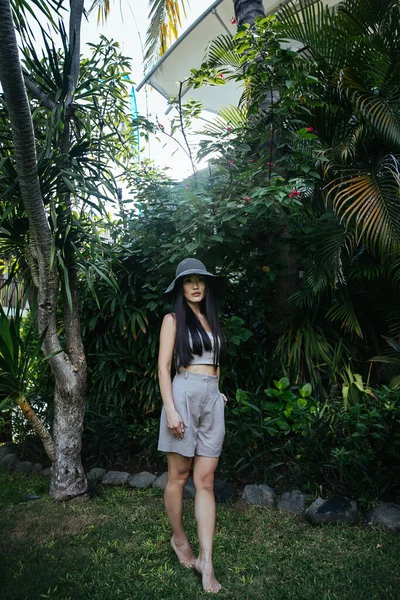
[80,0,215,180]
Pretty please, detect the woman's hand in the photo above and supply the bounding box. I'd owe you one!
[221,393,228,406]
[166,409,185,439]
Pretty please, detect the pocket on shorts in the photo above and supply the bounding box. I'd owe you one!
[172,386,190,429]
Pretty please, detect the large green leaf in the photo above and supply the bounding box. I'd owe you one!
[326,157,400,254]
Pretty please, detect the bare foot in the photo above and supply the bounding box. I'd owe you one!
[170,536,195,568]
[194,557,222,594]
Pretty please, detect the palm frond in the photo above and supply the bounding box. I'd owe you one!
[277,0,345,69]
[388,256,400,289]
[88,0,112,23]
[275,318,354,389]
[326,155,400,255]
[203,35,242,70]
[10,0,61,37]
[290,215,355,308]
[371,334,400,366]
[144,0,188,66]
[380,3,400,57]
[200,105,248,137]
[385,309,400,337]
[88,0,188,66]
[337,0,398,36]
[325,292,363,337]
[337,69,400,150]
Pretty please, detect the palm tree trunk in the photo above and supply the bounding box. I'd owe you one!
[0,0,87,501]
[66,0,85,110]
[233,0,265,26]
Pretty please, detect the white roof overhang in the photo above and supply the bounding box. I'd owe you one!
[137,0,340,114]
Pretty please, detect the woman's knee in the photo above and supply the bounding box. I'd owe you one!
[168,468,191,489]
[193,470,215,492]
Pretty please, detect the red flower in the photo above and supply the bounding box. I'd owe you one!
[227,126,232,132]
[228,159,234,165]
[249,159,254,163]
[306,126,314,132]
[230,17,236,25]
[217,73,225,80]
[244,196,250,203]
[266,162,277,167]
[159,123,164,130]
[185,183,190,190]
[289,189,301,199]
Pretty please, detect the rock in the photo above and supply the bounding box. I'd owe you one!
[183,477,196,499]
[242,484,275,507]
[101,471,130,486]
[0,454,19,472]
[41,467,52,476]
[0,445,13,460]
[152,472,169,490]
[15,461,33,475]
[364,502,400,532]
[305,495,358,525]
[128,471,157,489]
[214,479,238,503]
[87,468,107,482]
[31,462,44,474]
[276,490,306,515]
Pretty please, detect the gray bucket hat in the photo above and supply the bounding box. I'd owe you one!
[163,258,219,297]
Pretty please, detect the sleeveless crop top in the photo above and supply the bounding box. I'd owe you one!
[188,331,218,366]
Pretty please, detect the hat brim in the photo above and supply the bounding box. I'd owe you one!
[162,269,220,298]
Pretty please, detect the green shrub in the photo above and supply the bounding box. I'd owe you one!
[220,378,400,503]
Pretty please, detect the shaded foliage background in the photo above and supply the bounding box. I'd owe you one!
[2,1,400,504]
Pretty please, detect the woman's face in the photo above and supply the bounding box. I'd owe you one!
[182,274,206,305]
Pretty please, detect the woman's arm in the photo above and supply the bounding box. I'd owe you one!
[158,313,184,437]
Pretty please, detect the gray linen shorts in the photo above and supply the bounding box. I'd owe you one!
[158,371,225,458]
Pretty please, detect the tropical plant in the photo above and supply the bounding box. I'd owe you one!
[90,0,266,66]
[340,365,375,410]
[370,336,400,387]
[188,2,400,376]
[0,0,136,500]
[277,0,400,256]
[89,0,190,67]
[0,303,55,461]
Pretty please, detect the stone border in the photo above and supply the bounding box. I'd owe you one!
[1,449,399,532]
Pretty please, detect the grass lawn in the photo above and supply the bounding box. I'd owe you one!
[0,472,399,600]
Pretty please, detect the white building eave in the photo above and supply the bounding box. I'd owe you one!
[137,0,340,114]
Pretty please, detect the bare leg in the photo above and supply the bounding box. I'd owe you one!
[193,456,221,594]
[165,452,195,568]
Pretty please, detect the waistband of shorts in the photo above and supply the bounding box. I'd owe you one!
[175,371,218,382]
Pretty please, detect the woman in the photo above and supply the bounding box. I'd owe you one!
[158,257,227,594]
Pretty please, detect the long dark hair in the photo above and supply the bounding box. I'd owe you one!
[173,278,226,370]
